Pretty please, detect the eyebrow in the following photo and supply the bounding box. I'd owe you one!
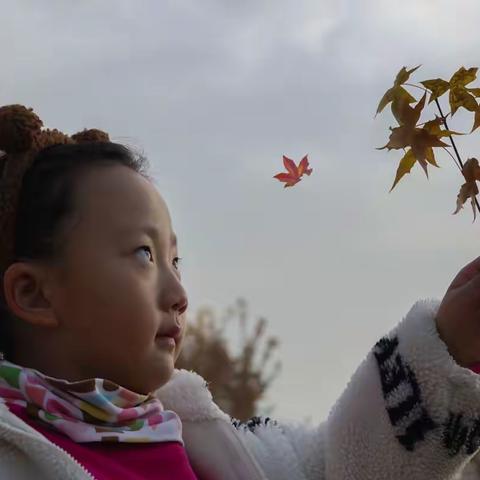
[121,225,177,247]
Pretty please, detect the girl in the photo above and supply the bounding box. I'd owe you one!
[0,104,479,480]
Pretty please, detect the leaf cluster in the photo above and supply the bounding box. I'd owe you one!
[376,66,480,219]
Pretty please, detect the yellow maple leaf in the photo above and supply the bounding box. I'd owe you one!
[450,67,478,88]
[423,117,462,138]
[421,117,462,167]
[394,65,421,85]
[472,106,480,133]
[390,149,416,192]
[468,88,480,97]
[410,129,448,176]
[421,67,479,115]
[449,67,479,115]
[425,146,438,167]
[379,95,450,181]
[450,87,478,115]
[420,78,450,104]
[379,94,426,150]
[376,65,420,116]
[391,92,426,126]
[454,157,480,220]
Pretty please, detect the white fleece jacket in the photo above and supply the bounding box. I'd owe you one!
[0,298,480,479]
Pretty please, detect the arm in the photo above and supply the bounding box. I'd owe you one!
[235,256,480,479]
[234,298,480,479]
[324,297,480,479]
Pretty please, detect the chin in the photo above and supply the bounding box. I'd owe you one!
[120,364,173,395]
[147,361,175,393]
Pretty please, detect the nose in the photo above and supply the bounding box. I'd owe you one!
[175,293,188,316]
[161,268,188,317]
[172,293,187,329]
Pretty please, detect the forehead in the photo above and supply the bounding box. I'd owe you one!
[73,165,174,241]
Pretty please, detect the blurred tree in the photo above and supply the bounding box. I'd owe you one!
[176,297,281,421]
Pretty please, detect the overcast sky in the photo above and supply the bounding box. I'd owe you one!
[2,0,480,423]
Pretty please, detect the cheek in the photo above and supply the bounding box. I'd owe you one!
[59,251,160,350]
[61,274,157,344]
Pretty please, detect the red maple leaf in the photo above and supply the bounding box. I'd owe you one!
[273,155,313,188]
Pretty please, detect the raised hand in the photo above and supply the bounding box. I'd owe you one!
[435,255,480,367]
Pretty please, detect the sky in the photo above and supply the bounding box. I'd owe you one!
[2,0,480,423]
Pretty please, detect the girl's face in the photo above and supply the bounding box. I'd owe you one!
[40,165,188,393]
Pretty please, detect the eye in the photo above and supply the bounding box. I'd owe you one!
[173,256,183,270]
[136,246,182,270]
[136,246,154,263]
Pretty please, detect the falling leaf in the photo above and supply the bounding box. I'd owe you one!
[273,155,312,188]
[454,157,480,220]
[376,65,420,116]
[420,78,450,104]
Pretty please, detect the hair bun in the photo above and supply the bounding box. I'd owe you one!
[71,128,110,143]
[0,107,110,155]
[0,105,43,154]
[36,128,74,151]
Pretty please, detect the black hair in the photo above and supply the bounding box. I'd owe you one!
[0,142,150,358]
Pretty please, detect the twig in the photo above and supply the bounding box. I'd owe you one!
[405,83,428,93]
[434,98,480,213]
[441,146,463,173]
[435,99,464,169]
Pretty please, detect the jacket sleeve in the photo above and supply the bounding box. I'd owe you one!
[232,298,480,480]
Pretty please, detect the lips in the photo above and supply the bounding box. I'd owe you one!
[155,335,176,348]
[156,324,182,345]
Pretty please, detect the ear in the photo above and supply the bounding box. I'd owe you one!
[2,262,59,328]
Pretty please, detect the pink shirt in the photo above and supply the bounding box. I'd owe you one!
[469,363,480,375]
[8,403,199,480]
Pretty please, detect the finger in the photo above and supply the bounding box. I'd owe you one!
[448,255,480,290]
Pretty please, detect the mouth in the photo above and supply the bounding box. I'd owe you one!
[155,322,182,349]
[155,335,176,349]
